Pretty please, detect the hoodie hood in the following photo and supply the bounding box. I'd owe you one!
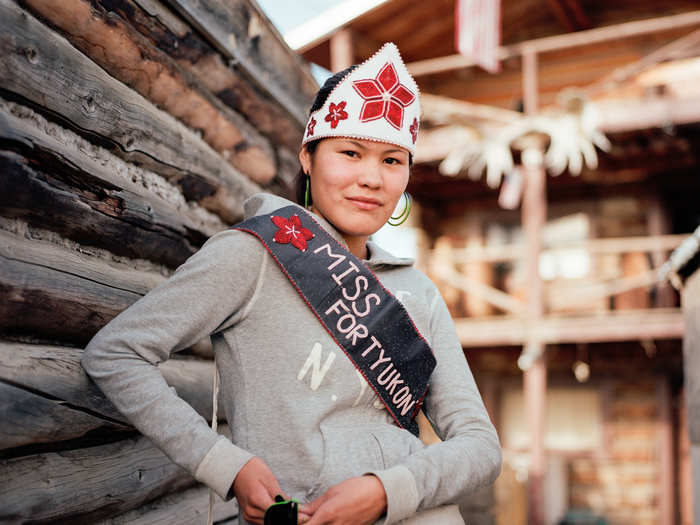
[242,193,414,268]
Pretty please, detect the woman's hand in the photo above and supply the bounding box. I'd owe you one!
[232,456,287,524]
[300,475,387,525]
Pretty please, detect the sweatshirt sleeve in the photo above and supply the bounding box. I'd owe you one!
[370,283,502,523]
[81,229,266,500]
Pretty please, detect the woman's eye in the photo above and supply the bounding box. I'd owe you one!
[384,157,402,165]
[342,150,358,157]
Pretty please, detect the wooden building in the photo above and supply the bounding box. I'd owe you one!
[294,1,700,524]
[0,0,315,522]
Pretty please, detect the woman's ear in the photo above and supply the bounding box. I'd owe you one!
[298,147,311,175]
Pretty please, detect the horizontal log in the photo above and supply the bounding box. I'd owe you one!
[0,0,260,223]
[454,308,685,347]
[0,245,141,344]
[165,0,317,126]
[99,0,305,153]
[0,432,196,524]
[407,10,700,77]
[96,484,238,525]
[0,148,204,268]
[0,97,226,239]
[0,342,222,428]
[0,381,130,450]
[0,222,167,343]
[22,0,277,185]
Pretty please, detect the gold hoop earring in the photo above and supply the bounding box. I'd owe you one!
[388,192,411,226]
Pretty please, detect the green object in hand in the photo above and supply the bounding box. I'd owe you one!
[264,494,298,525]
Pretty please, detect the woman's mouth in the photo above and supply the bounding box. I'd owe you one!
[346,196,382,211]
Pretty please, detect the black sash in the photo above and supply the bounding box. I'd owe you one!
[234,206,436,436]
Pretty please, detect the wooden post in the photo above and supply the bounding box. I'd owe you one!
[657,376,674,525]
[647,198,677,307]
[521,43,547,525]
[681,270,700,525]
[522,147,547,525]
[679,389,694,525]
[330,29,354,73]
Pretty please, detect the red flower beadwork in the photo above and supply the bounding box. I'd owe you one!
[352,62,415,130]
[409,117,419,144]
[271,214,314,252]
[306,117,317,137]
[325,101,348,129]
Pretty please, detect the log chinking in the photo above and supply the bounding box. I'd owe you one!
[0,0,260,223]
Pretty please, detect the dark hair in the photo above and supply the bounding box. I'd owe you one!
[295,64,414,206]
[295,65,358,206]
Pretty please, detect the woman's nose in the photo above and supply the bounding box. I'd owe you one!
[357,160,383,188]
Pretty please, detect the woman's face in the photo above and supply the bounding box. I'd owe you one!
[298,137,410,248]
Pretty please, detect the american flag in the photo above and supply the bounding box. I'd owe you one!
[455,0,502,73]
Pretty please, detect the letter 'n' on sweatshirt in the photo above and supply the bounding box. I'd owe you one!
[297,342,336,391]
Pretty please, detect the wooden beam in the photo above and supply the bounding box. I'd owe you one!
[453,308,685,347]
[421,93,522,125]
[407,10,700,77]
[0,1,260,222]
[595,96,700,133]
[448,234,690,263]
[330,28,354,72]
[431,263,526,315]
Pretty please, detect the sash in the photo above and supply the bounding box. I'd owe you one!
[234,206,436,436]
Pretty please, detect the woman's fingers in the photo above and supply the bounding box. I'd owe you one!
[232,456,285,524]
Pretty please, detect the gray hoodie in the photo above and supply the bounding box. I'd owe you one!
[82,194,501,524]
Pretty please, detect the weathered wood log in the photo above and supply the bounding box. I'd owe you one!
[0,220,165,297]
[112,0,307,153]
[0,382,131,449]
[165,0,317,127]
[0,342,223,431]
[0,0,260,223]
[0,243,142,343]
[0,148,205,269]
[0,432,197,524]
[96,484,238,524]
[0,97,227,239]
[21,0,278,185]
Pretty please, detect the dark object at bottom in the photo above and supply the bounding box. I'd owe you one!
[264,495,298,525]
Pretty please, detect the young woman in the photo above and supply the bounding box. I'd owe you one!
[83,43,501,525]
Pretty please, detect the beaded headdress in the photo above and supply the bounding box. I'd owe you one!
[302,42,421,155]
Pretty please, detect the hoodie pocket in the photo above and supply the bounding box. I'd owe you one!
[306,423,425,500]
[369,424,425,469]
[307,425,384,498]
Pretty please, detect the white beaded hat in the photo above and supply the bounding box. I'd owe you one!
[302,42,421,155]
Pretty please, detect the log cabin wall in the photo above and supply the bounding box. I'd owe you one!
[0,0,315,522]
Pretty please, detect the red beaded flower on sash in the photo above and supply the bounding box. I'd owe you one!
[271,215,315,252]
